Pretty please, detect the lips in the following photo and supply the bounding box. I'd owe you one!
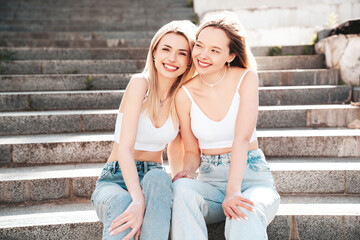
[163,63,179,72]
[197,59,211,68]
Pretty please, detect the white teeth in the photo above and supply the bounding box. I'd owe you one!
[198,60,210,67]
[164,64,177,70]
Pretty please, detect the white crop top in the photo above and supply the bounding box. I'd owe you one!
[114,78,178,152]
[182,69,257,149]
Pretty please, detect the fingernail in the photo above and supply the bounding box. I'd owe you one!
[110,231,114,236]
[108,228,112,232]
[244,216,248,220]
[251,208,256,212]
[236,217,240,221]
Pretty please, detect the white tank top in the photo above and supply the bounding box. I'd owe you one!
[114,78,178,152]
[182,69,257,149]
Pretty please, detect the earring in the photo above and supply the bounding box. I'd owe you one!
[227,62,230,68]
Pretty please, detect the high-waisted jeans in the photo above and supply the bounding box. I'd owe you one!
[171,149,280,240]
[91,161,173,240]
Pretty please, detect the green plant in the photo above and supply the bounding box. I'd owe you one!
[327,12,338,28]
[66,69,79,74]
[187,0,193,8]
[27,97,34,110]
[338,79,347,86]
[0,51,14,61]
[192,13,199,25]
[302,44,314,55]
[268,46,282,56]
[86,75,94,90]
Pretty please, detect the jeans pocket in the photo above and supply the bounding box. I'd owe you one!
[199,161,213,174]
[248,157,270,172]
[99,167,112,180]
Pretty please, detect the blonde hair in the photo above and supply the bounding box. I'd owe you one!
[197,11,257,70]
[142,20,196,128]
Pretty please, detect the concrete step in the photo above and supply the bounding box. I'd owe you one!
[0,195,359,240]
[1,105,358,135]
[0,60,146,75]
[0,46,320,60]
[0,19,178,32]
[0,90,125,111]
[0,31,156,40]
[1,159,359,204]
[0,0,187,8]
[0,7,194,21]
[0,129,359,166]
[0,38,151,48]
[0,56,326,75]
[0,70,339,92]
[256,55,325,70]
[0,86,351,111]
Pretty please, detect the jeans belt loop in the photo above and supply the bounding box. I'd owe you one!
[143,161,148,174]
[112,161,117,174]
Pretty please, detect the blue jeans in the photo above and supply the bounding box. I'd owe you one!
[171,149,280,240]
[91,161,173,240]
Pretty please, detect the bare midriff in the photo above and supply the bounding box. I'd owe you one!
[106,143,163,164]
[201,140,259,155]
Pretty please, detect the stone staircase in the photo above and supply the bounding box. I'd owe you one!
[0,0,360,239]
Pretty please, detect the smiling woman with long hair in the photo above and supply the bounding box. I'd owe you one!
[171,12,280,240]
[91,20,196,240]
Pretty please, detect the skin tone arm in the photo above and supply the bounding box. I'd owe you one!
[222,70,259,221]
[167,132,185,178]
[172,88,201,182]
[108,76,148,240]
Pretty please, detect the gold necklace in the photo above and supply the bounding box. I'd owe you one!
[200,67,227,87]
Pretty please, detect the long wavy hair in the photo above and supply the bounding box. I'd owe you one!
[196,11,257,70]
[142,20,196,128]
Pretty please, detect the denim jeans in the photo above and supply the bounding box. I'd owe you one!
[171,149,280,240]
[91,161,173,240]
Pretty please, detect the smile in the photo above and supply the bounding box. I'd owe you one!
[197,60,211,68]
[163,63,178,71]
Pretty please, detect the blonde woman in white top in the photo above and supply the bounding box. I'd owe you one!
[91,20,196,240]
[171,12,280,240]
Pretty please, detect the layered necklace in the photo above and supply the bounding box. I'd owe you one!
[200,67,227,87]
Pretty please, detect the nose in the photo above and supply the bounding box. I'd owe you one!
[199,48,208,59]
[168,51,176,62]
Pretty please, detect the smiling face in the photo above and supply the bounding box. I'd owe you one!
[192,26,235,76]
[153,32,191,80]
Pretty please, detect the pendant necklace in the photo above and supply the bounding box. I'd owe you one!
[200,67,227,87]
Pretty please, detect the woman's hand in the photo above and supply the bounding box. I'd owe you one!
[222,191,255,221]
[172,169,195,182]
[108,198,145,240]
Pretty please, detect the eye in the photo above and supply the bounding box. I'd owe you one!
[179,52,187,56]
[211,49,220,54]
[195,43,202,48]
[162,48,170,51]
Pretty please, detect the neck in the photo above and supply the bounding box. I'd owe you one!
[157,75,177,99]
[201,67,226,84]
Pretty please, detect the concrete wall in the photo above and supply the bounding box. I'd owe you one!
[194,0,360,46]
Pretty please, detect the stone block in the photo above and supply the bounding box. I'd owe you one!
[29,178,70,201]
[0,181,27,203]
[258,109,306,128]
[73,177,97,198]
[83,113,116,132]
[272,170,345,193]
[0,145,11,165]
[346,170,360,193]
[12,141,112,165]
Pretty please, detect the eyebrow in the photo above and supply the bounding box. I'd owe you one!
[196,41,222,51]
[162,44,189,53]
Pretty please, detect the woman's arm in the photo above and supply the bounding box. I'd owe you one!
[172,87,201,182]
[108,75,148,239]
[167,132,184,178]
[223,70,258,220]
